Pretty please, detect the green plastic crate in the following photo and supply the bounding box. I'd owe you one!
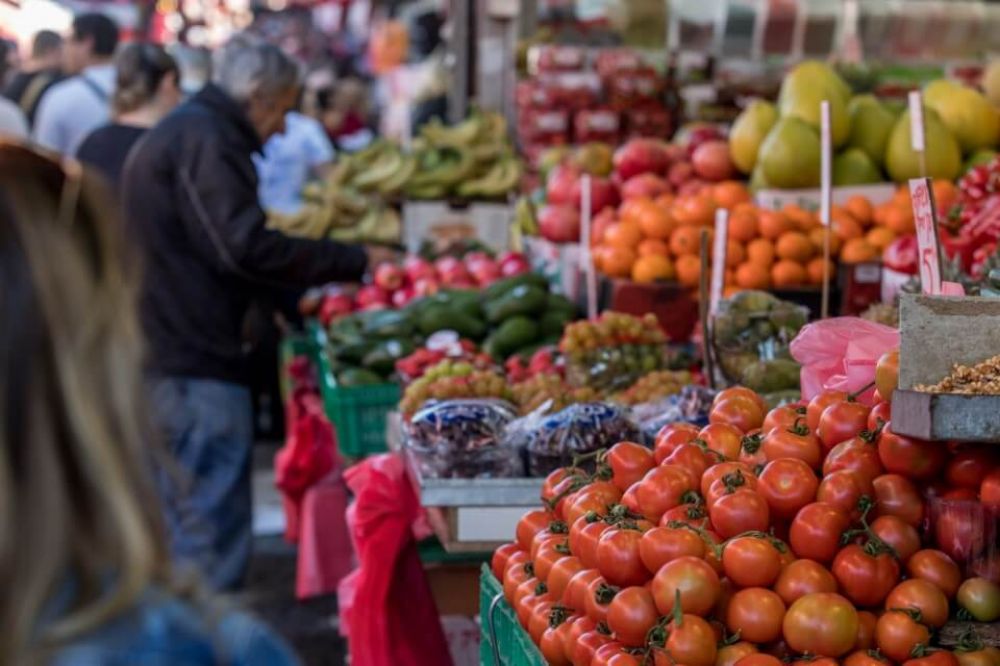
[308,319,401,459]
[479,565,546,666]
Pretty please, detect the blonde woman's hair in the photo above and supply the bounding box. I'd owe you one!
[113,42,179,115]
[0,141,171,664]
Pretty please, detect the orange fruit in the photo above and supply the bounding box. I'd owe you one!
[604,221,643,249]
[771,260,807,287]
[932,180,958,212]
[723,285,742,299]
[735,262,771,289]
[746,238,776,267]
[725,239,746,268]
[884,204,915,235]
[654,193,675,210]
[601,245,637,277]
[783,204,818,231]
[618,197,652,227]
[669,225,706,257]
[844,195,874,227]
[672,195,715,227]
[892,186,911,206]
[675,254,702,288]
[728,209,759,243]
[832,213,863,241]
[865,226,897,251]
[808,227,842,257]
[638,238,670,257]
[758,210,793,240]
[840,238,878,264]
[775,231,814,263]
[732,201,757,216]
[807,257,836,285]
[725,268,736,285]
[636,202,676,241]
[713,181,751,209]
[632,254,675,283]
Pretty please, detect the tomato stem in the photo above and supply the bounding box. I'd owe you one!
[848,381,877,401]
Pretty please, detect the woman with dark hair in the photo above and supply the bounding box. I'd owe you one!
[0,139,298,664]
[76,43,181,189]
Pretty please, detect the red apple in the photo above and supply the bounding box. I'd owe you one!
[318,290,354,325]
[613,139,670,181]
[663,143,687,166]
[572,175,619,215]
[538,205,581,243]
[667,161,695,188]
[621,173,670,200]
[403,256,436,284]
[434,256,472,286]
[355,285,391,309]
[677,179,709,197]
[546,163,581,206]
[676,122,725,156]
[391,286,415,308]
[412,277,440,297]
[373,262,404,291]
[498,251,530,277]
[691,140,735,181]
[468,258,501,286]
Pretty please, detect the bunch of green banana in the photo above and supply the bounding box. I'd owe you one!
[328,206,401,245]
[455,157,522,199]
[266,208,333,240]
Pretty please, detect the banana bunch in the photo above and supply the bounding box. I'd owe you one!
[329,205,401,245]
[266,208,333,240]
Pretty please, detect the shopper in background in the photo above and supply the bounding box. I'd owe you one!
[123,33,384,591]
[77,44,181,190]
[168,43,211,98]
[0,140,298,665]
[3,30,63,126]
[0,96,27,139]
[255,104,335,214]
[33,13,119,154]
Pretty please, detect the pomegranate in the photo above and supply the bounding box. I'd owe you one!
[373,262,404,291]
[539,204,581,243]
[613,139,671,181]
[621,173,671,200]
[691,140,735,181]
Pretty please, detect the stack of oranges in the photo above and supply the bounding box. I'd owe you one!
[591,179,957,292]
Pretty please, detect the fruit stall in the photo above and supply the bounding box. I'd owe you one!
[269,2,1000,664]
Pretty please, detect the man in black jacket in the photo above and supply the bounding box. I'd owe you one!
[123,34,378,590]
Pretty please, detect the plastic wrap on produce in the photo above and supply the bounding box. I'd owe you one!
[518,402,641,477]
[405,399,523,478]
[634,385,717,441]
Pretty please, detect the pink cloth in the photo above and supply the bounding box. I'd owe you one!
[790,317,900,403]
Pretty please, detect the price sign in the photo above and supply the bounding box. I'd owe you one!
[908,177,943,295]
[908,91,928,177]
[710,208,729,315]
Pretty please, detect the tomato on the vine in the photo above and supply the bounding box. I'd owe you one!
[714,386,769,413]
[758,458,819,520]
[716,642,758,666]
[650,555,721,617]
[528,599,555,642]
[957,577,1000,622]
[722,535,783,588]
[817,469,872,520]
[844,652,887,666]
[700,422,747,461]
[774,559,837,605]
[583,575,617,625]
[664,443,713,488]
[564,482,622,525]
[818,399,871,450]
[706,468,759,509]
[516,509,552,551]
[762,419,823,470]
[789,501,851,564]
[886,579,950,628]
[491,542,521,580]
[701,461,755,499]
[807,390,849,431]
[563,567,602,611]
[710,395,765,433]
[873,473,925,527]
[763,404,808,433]
[904,652,961,666]
[547,555,584,602]
[540,623,571,666]
[709,488,771,539]
[875,609,931,663]
[605,441,655,492]
[662,613,718,666]
[735,656,783,666]
[739,432,768,468]
[571,630,613,666]
[945,447,998,490]
[954,649,1000,666]
[534,537,571,581]
[868,401,891,431]
[877,426,947,481]
[832,543,901,607]
[639,525,706,573]
[515,579,546,626]
[725,587,786,643]
[606,585,658,647]
[562,615,596,658]
[782,592,859,657]
[654,422,700,463]
[854,610,879,651]
[870,514,921,561]
[596,527,648,587]
[569,515,609,569]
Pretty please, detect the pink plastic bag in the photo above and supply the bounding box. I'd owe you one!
[295,473,354,600]
[790,317,900,404]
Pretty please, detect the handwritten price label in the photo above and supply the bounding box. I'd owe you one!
[908,177,942,295]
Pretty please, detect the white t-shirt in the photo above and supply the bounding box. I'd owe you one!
[33,63,115,155]
[254,112,335,214]
[0,97,28,139]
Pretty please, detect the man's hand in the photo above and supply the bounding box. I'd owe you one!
[364,244,402,270]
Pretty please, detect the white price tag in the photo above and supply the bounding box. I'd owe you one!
[820,100,832,227]
[909,177,943,295]
[710,209,729,316]
[909,91,926,153]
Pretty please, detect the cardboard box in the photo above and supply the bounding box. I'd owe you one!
[403,201,513,254]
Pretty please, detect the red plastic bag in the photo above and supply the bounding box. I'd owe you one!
[790,317,899,404]
[295,474,354,600]
[339,454,453,666]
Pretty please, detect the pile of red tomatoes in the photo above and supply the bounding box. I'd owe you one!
[491,374,1000,666]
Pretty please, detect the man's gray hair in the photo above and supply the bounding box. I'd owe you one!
[212,33,301,104]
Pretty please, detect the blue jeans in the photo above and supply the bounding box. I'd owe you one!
[149,378,253,591]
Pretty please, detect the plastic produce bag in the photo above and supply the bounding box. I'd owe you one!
[790,317,900,403]
[339,453,453,666]
[405,399,522,478]
[635,385,717,440]
[294,474,353,600]
[521,402,641,477]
